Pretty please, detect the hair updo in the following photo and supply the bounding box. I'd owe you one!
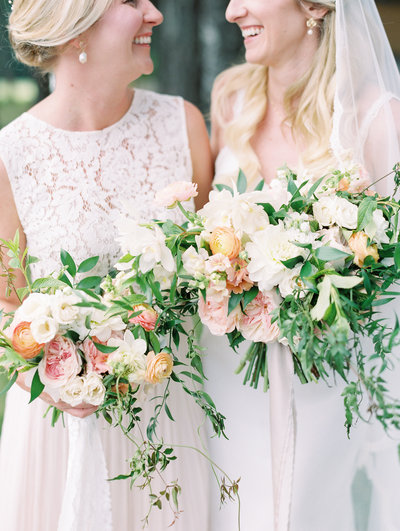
[8,0,114,71]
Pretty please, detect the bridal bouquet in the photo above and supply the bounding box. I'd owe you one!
[0,232,229,520]
[117,164,400,434]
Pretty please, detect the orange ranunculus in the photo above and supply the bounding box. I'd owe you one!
[12,321,44,359]
[145,351,174,384]
[348,231,379,267]
[209,227,241,260]
[337,177,350,192]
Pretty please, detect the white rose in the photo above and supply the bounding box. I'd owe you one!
[59,376,85,406]
[334,197,358,229]
[83,372,106,406]
[50,290,81,326]
[313,196,337,227]
[278,267,306,298]
[30,316,58,344]
[15,293,51,323]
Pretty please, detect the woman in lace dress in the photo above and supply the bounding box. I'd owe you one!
[0,1,213,530]
[204,1,400,530]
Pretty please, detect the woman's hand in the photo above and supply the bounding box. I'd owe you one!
[17,372,98,419]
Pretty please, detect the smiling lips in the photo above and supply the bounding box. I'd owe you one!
[241,26,264,39]
[133,34,152,45]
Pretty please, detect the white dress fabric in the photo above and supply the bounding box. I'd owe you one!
[203,144,400,531]
[0,88,210,531]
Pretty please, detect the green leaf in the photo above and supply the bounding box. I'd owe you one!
[149,332,160,353]
[75,301,108,311]
[395,244,400,270]
[26,255,39,266]
[254,179,265,191]
[77,256,99,274]
[0,370,17,395]
[196,390,216,409]
[214,184,233,194]
[259,203,276,217]
[357,197,377,232]
[281,255,304,269]
[60,249,77,277]
[228,292,243,315]
[287,177,298,197]
[164,403,175,421]
[32,277,68,291]
[58,274,73,288]
[306,176,325,198]
[76,276,102,290]
[243,286,259,309]
[300,261,312,280]
[29,369,45,403]
[237,169,247,194]
[315,246,351,262]
[93,342,119,354]
[179,371,203,384]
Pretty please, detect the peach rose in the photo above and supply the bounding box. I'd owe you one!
[155,181,198,208]
[145,351,174,384]
[337,177,350,191]
[348,231,379,267]
[81,337,110,374]
[38,335,82,388]
[209,227,241,260]
[238,292,280,343]
[226,258,254,294]
[12,321,44,359]
[130,305,158,332]
[198,289,241,336]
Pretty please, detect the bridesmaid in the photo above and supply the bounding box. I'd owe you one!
[0,1,213,530]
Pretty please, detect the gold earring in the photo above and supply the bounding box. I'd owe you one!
[306,18,317,35]
[78,42,87,64]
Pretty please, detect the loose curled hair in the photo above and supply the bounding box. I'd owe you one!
[212,1,337,187]
[8,0,114,71]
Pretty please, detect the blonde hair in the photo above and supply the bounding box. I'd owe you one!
[9,0,114,71]
[212,1,337,186]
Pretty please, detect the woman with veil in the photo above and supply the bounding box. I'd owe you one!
[204,1,400,530]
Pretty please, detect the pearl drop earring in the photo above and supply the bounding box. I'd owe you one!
[78,42,87,64]
[306,17,317,35]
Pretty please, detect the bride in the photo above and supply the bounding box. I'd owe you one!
[0,0,213,530]
[204,0,400,530]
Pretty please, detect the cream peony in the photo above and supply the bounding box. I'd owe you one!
[155,181,198,208]
[246,223,303,292]
[50,289,81,326]
[59,376,85,406]
[30,316,58,344]
[14,293,51,324]
[107,330,147,384]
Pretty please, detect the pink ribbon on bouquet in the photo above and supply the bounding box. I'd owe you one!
[267,343,297,531]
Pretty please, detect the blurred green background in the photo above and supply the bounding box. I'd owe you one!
[0,0,399,433]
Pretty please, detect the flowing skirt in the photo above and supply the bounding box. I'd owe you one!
[202,331,400,531]
[0,379,210,531]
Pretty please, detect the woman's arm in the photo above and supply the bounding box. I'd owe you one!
[184,100,213,210]
[0,159,97,418]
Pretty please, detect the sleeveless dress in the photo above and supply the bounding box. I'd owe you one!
[203,144,400,531]
[0,89,210,531]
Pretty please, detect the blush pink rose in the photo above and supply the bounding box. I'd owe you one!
[155,181,198,208]
[38,335,82,388]
[130,305,158,332]
[199,289,241,336]
[239,291,280,343]
[226,258,254,294]
[81,337,110,374]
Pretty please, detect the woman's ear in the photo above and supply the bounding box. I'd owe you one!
[69,38,81,50]
[301,1,329,21]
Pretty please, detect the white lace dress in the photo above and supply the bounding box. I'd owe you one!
[203,145,400,531]
[0,89,210,531]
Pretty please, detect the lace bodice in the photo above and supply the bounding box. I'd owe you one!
[0,89,192,279]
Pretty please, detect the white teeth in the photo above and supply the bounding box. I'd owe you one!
[241,27,264,38]
[133,36,151,45]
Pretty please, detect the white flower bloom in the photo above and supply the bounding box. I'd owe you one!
[198,189,269,239]
[278,267,306,298]
[117,219,175,273]
[59,376,85,406]
[313,196,358,229]
[90,309,126,342]
[246,223,304,292]
[15,293,52,323]
[153,264,175,290]
[83,372,106,406]
[50,290,81,326]
[182,246,208,276]
[313,196,337,227]
[365,209,389,245]
[30,316,58,344]
[335,197,358,229]
[107,331,147,384]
